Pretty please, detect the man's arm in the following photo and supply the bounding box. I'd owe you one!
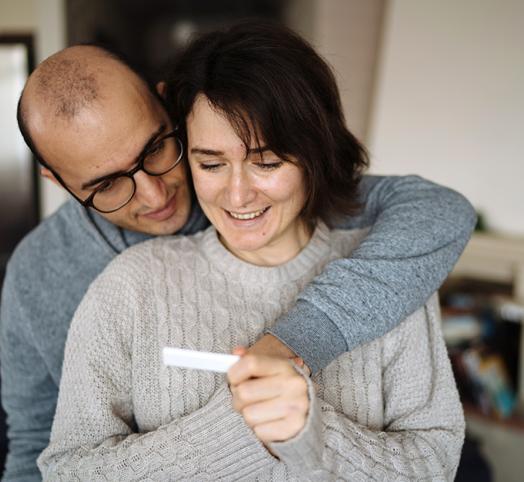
[262,175,476,373]
[0,268,56,482]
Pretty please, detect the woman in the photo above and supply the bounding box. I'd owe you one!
[39,23,464,480]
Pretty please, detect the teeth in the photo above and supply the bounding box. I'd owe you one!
[229,208,267,220]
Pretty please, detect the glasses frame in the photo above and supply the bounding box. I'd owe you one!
[49,129,183,214]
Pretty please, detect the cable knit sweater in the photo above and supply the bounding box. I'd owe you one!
[38,224,465,481]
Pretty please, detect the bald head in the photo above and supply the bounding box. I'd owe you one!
[18,45,158,169]
[22,45,149,118]
[27,46,107,119]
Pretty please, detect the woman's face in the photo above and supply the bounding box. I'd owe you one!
[186,95,308,266]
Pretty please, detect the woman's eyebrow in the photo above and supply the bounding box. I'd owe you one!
[247,146,270,155]
[190,147,224,156]
[81,124,167,189]
[190,146,270,156]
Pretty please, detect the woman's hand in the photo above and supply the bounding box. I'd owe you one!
[245,334,311,376]
[227,347,310,445]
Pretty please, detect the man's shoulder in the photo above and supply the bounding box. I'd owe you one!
[6,201,90,277]
[3,200,118,305]
[1,201,123,378]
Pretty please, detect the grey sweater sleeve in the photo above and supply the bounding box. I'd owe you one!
[270,296,465,481]
[0,265,56,482]
[268,175,476,373]
[37,270,278,481]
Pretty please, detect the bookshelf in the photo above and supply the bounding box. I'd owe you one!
[448,232,524,482]
[449,232,524,409]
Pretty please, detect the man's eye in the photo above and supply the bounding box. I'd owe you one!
[97,180,115,193]
[147,141,164,157]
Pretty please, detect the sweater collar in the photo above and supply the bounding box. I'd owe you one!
[200,222,332,284]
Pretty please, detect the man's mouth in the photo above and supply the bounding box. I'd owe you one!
[143,193,178,221]
[226,207,270,220]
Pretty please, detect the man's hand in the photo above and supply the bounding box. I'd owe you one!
[228,350,309,445]
[247,333,296,358]
[248,334,311,375]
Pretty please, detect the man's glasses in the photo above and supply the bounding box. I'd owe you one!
[51,129,183,214]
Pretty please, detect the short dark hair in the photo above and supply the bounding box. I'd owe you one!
[166,21,369,226]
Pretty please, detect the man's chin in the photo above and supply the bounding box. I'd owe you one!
[139,212,188,236]
[135,191,191,235]
[102,196,191,236]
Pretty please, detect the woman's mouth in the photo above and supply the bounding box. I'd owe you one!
[226,207,270,220]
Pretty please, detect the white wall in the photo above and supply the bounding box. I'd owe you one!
[0,0,67,219]
[0,45,30,196]
[0,0,36,28]
[369,0,524,236]
[286,0,385,142]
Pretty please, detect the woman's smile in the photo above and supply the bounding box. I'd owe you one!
[226,206,270,221]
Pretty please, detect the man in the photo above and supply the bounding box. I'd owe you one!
[0,45,476,481]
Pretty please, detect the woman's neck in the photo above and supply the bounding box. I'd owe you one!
[219,220,312,267]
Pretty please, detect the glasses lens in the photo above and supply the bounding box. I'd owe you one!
[143,135,183,176]
[92,176,135,213]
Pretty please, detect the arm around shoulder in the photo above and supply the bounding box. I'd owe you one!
[268,174,476,373]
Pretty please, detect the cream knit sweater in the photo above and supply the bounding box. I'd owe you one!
[38,224,464,481]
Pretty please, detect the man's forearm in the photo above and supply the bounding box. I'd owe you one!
[267,175,476,373]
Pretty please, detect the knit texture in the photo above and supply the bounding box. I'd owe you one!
[38,224,464,481]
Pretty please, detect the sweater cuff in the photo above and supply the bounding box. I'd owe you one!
[268,368,324,471]
[266,300,347,374]
[181,385,279,480]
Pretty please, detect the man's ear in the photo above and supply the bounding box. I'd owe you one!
[40,167,62,188]
[156,81,167,98]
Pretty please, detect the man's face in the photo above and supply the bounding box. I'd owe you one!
[30,76,191,236]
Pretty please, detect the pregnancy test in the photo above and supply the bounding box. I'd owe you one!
[162,347,240,373]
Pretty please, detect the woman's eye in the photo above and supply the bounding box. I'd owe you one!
[200,163,222,171]
[255,161,283,170]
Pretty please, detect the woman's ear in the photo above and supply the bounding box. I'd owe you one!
[156,81,167,98]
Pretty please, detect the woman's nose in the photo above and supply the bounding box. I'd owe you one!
[134,170,167,209]
[227,170,256,208]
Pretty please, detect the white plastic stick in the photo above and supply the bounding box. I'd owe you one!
[162,347,240,373]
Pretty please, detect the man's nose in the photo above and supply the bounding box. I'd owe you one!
[227,169,256,208]
[134,170,167,209]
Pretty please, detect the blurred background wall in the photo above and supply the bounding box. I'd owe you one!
[0,0,66,220]
[369,0,524,236]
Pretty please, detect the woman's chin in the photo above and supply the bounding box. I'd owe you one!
[221,235,268,255]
